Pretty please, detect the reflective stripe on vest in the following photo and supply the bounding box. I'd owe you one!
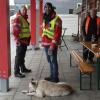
[97,17,100,35]
[85,16,90,34]
[42,16,58,39]
[97,17,100,26]
[18,16,31,39]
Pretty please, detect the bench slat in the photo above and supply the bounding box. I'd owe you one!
[71,50,95,73]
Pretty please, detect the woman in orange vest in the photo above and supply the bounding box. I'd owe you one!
[82,8,100,63]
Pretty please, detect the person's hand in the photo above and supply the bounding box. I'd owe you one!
[91,37,96,43]
[48,47,53,55]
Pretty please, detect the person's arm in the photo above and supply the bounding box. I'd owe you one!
[50,18,62,49]
[13,16,21,40]
[97,17,100,36]
[81,18,87,41]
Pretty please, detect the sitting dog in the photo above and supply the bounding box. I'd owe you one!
[22,79,73,97]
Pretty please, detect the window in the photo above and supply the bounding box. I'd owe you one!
[69,9,73,14]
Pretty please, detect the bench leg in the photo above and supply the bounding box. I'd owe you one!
[97,58,100,90]
[80,71,82,90]
[80,72,92,90]
[90,73,92,90]
[98,71,100,90]
[70,54,72,68]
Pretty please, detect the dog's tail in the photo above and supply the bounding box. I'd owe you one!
[63,85,74,94]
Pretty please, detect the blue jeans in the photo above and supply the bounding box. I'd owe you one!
[44,46,58,80]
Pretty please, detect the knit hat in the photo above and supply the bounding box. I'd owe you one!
[44,2,56,10]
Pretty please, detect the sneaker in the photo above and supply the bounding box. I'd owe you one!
[21,68,32,73]
[44,77,51,81]
[15,73,25,78]
[87,59,94,64]
[51,78,59,83]
[44,77,59,83]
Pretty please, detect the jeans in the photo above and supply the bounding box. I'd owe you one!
[44,46,58,80]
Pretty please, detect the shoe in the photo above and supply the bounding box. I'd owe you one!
[87,59,94,64]
[15,72,25,78]
[44,77,59,83]
[44,77,51,81]
[21,68,32,73]
[50,79,59,83]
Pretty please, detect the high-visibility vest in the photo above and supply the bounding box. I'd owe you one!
[42,16,58,39]
[18,16,31,39]
[85,16,100,34]
[85,16,90,34]
[97,17,100,35]
[97,17,100,26]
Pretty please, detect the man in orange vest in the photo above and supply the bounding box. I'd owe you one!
[82,9,100,63]
[13,6,31,78]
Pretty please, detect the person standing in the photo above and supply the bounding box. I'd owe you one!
[12,6,31,78]
[82,9,100,63]
[42,2,62,82]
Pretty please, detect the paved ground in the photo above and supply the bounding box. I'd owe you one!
[0,36,100,100]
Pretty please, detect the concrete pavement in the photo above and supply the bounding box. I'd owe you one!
[0,36,100,100]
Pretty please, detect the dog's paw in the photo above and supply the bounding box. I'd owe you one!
[26,92,35,96]
[26,93,31,96]
[21,90,28,94]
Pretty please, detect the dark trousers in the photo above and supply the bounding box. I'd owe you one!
[44,46,58,80]
[83,35,94,61]
[14,43,27,74]
[83,46,94,61]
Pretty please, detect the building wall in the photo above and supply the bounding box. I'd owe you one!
[14,0,82,14]
[59,14,78,35]
[44,0,82,14]
[81,0,100,22]
[14,0,30,4]
[82,0,100,12]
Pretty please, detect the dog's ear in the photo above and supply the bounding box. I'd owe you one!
[31,78,36,85]
[31,78,34,81]
[31,81,35,85]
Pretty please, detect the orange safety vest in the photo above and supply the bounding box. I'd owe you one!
[85,16,100,34]
[97,17,100,35]
[97,17,100,26]
[85,16,90,34]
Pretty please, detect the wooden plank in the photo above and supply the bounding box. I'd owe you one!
[70,50,95,73]
[80,41,100,58]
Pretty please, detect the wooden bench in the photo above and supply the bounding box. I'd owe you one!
[70,50,96,90]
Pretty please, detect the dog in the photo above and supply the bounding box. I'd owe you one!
[22,79,73,97]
